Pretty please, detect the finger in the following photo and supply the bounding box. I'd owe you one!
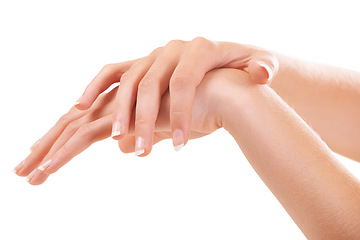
[169,42,218,151]
[25,169,50,186]
[38,115,112,176]
[15,107,88,177]
[30,138,41,151]
[117,136,135,153]
[219,42,279,85]
[117,132,170,154]
[34,115,91,172]
[27,115,98,185]
[248,52,279,84]
[75,60,137,110]
[111,52,159,140]
[133,43,182,156]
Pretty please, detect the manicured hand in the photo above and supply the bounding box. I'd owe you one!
[74,38,278,156]
[14,68,251,185]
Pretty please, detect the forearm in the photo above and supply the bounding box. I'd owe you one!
[221,73,360,239]
[270,55,360,161]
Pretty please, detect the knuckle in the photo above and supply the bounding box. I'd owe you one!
[192,36,207,43]
[60,143,71,158]
[77,122,95,140]
[135,116,147,127]
[171,109,188,121]
[57,114,72,127]
[120,71,131,84]
[166,39,184,48]
[135,115,156,130]
[138,77,155,93]
[149,46,163,56]
[170,75,193,91]
[65,120,80,134]
[101,63,114,72]
[191,36,217,50]
[192,36,208,46]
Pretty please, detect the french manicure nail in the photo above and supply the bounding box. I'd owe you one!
[258,61,274,80]
[38,159,52,171]
[111,121,122,138]
[30,139,41,151]
[173,129,185,152]
[74,96,82,106]
[135,137,145,156]
[174,143,184,152]
[26,170,37,183]
[14,160,25,174]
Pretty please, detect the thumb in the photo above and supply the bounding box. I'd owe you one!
[248,53,279,84]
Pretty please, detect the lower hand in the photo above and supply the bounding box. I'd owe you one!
[14,68,251,185]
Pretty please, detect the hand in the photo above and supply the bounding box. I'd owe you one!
[74,37,278,156]
[14,68,251,185]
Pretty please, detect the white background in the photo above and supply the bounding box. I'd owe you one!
[1,0,360,239]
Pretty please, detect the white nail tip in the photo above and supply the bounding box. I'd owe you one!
[174,143,184,152]
[111,122,122,137]
[135,149,145,156]
[38,160,52,171]
[74,101,80,106]
[135,137,145,156]
[111,130,121,138]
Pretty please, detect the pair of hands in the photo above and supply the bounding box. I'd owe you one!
[14,37,279,185]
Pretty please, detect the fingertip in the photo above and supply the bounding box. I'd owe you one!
[118,136,135,154]
[74,94,97,110]
[26,170,49,185]
[172,129,185,151]
[74,101,90,110]
[14,160,25,176]
[134,136,154,157]
[248,61,272,84]
[15,160,33,177]
[111,121,122,139]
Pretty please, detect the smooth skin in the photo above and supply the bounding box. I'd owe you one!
[270,55,360,161]
[15,68,360,239]
[14,69,226,184]
[74,37,279,156]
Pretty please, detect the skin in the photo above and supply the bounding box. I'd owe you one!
[14,37,360,238]
[14,69,226,184]
[73,37,278,156]
[270,55,360,161]
[15,68,360,239]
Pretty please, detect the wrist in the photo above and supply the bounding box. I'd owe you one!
[205,69,254,131]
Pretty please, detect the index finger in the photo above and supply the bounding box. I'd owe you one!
[75,59,137,110]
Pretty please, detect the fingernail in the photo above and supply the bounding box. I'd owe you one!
[26,170,37,183]
[74,96,82,106]
[14,160,25,174]
[30,139,41,151]
[174,143,184,152]
[173,129,185,152]
[258,61,274,81]
[38,159,52,171]
[111,121,122,138]
[135,137,145,156]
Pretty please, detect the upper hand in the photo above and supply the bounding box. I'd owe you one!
[74,38,278,156]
